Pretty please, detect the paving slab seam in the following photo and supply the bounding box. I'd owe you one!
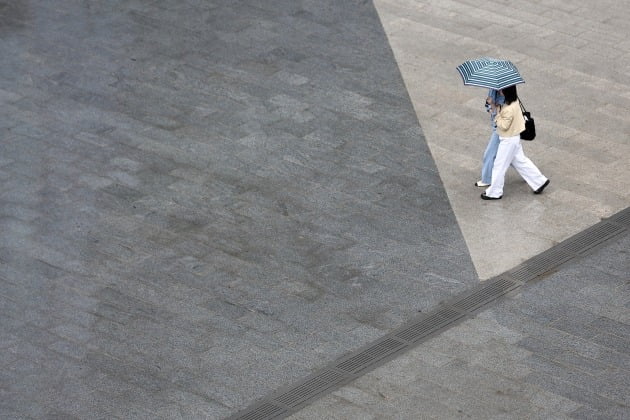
[227,206,630,420]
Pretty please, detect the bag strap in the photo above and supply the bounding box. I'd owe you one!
[518,97,527,113]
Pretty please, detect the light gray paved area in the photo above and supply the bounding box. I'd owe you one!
[376,0,630,279]
[1,1,629,420]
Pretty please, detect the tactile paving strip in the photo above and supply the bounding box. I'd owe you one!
[227,207,629,420]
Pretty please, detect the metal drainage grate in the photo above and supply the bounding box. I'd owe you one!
[508,247,574,282]
[234,402,286,420]
[560,222,624,255]
[394,307,464,343]
[608,207,630,227]
[274,370,346,407]
[451,277,520,313]
[335,337,406,374]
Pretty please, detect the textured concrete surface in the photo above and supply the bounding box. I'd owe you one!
[1,1,474,419]
[287,1,629,418]
[1,0,628,419]
[291,232,630,420]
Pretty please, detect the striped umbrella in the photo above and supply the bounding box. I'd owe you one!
[456,57,524,90]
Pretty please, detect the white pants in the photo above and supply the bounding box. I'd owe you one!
[485,135,547,198]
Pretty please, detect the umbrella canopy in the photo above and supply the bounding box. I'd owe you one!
[456,57,524,90]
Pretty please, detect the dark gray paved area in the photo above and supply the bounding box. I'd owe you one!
[292,229,630,420]
[1,1,478,419]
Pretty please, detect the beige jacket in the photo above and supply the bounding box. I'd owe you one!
[495,99,525,138]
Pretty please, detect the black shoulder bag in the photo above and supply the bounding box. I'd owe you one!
[519,99,536,141]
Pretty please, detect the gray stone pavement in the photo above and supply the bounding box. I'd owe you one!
[0,1,628,420]
[1,1,475,419]
[291,231,630,420]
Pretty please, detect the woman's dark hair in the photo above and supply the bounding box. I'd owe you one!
[502,85,518,104]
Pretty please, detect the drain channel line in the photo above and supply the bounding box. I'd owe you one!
[227,207,629,420]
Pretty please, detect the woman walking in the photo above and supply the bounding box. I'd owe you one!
[481,85,549,200]
[475,88,504,188]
